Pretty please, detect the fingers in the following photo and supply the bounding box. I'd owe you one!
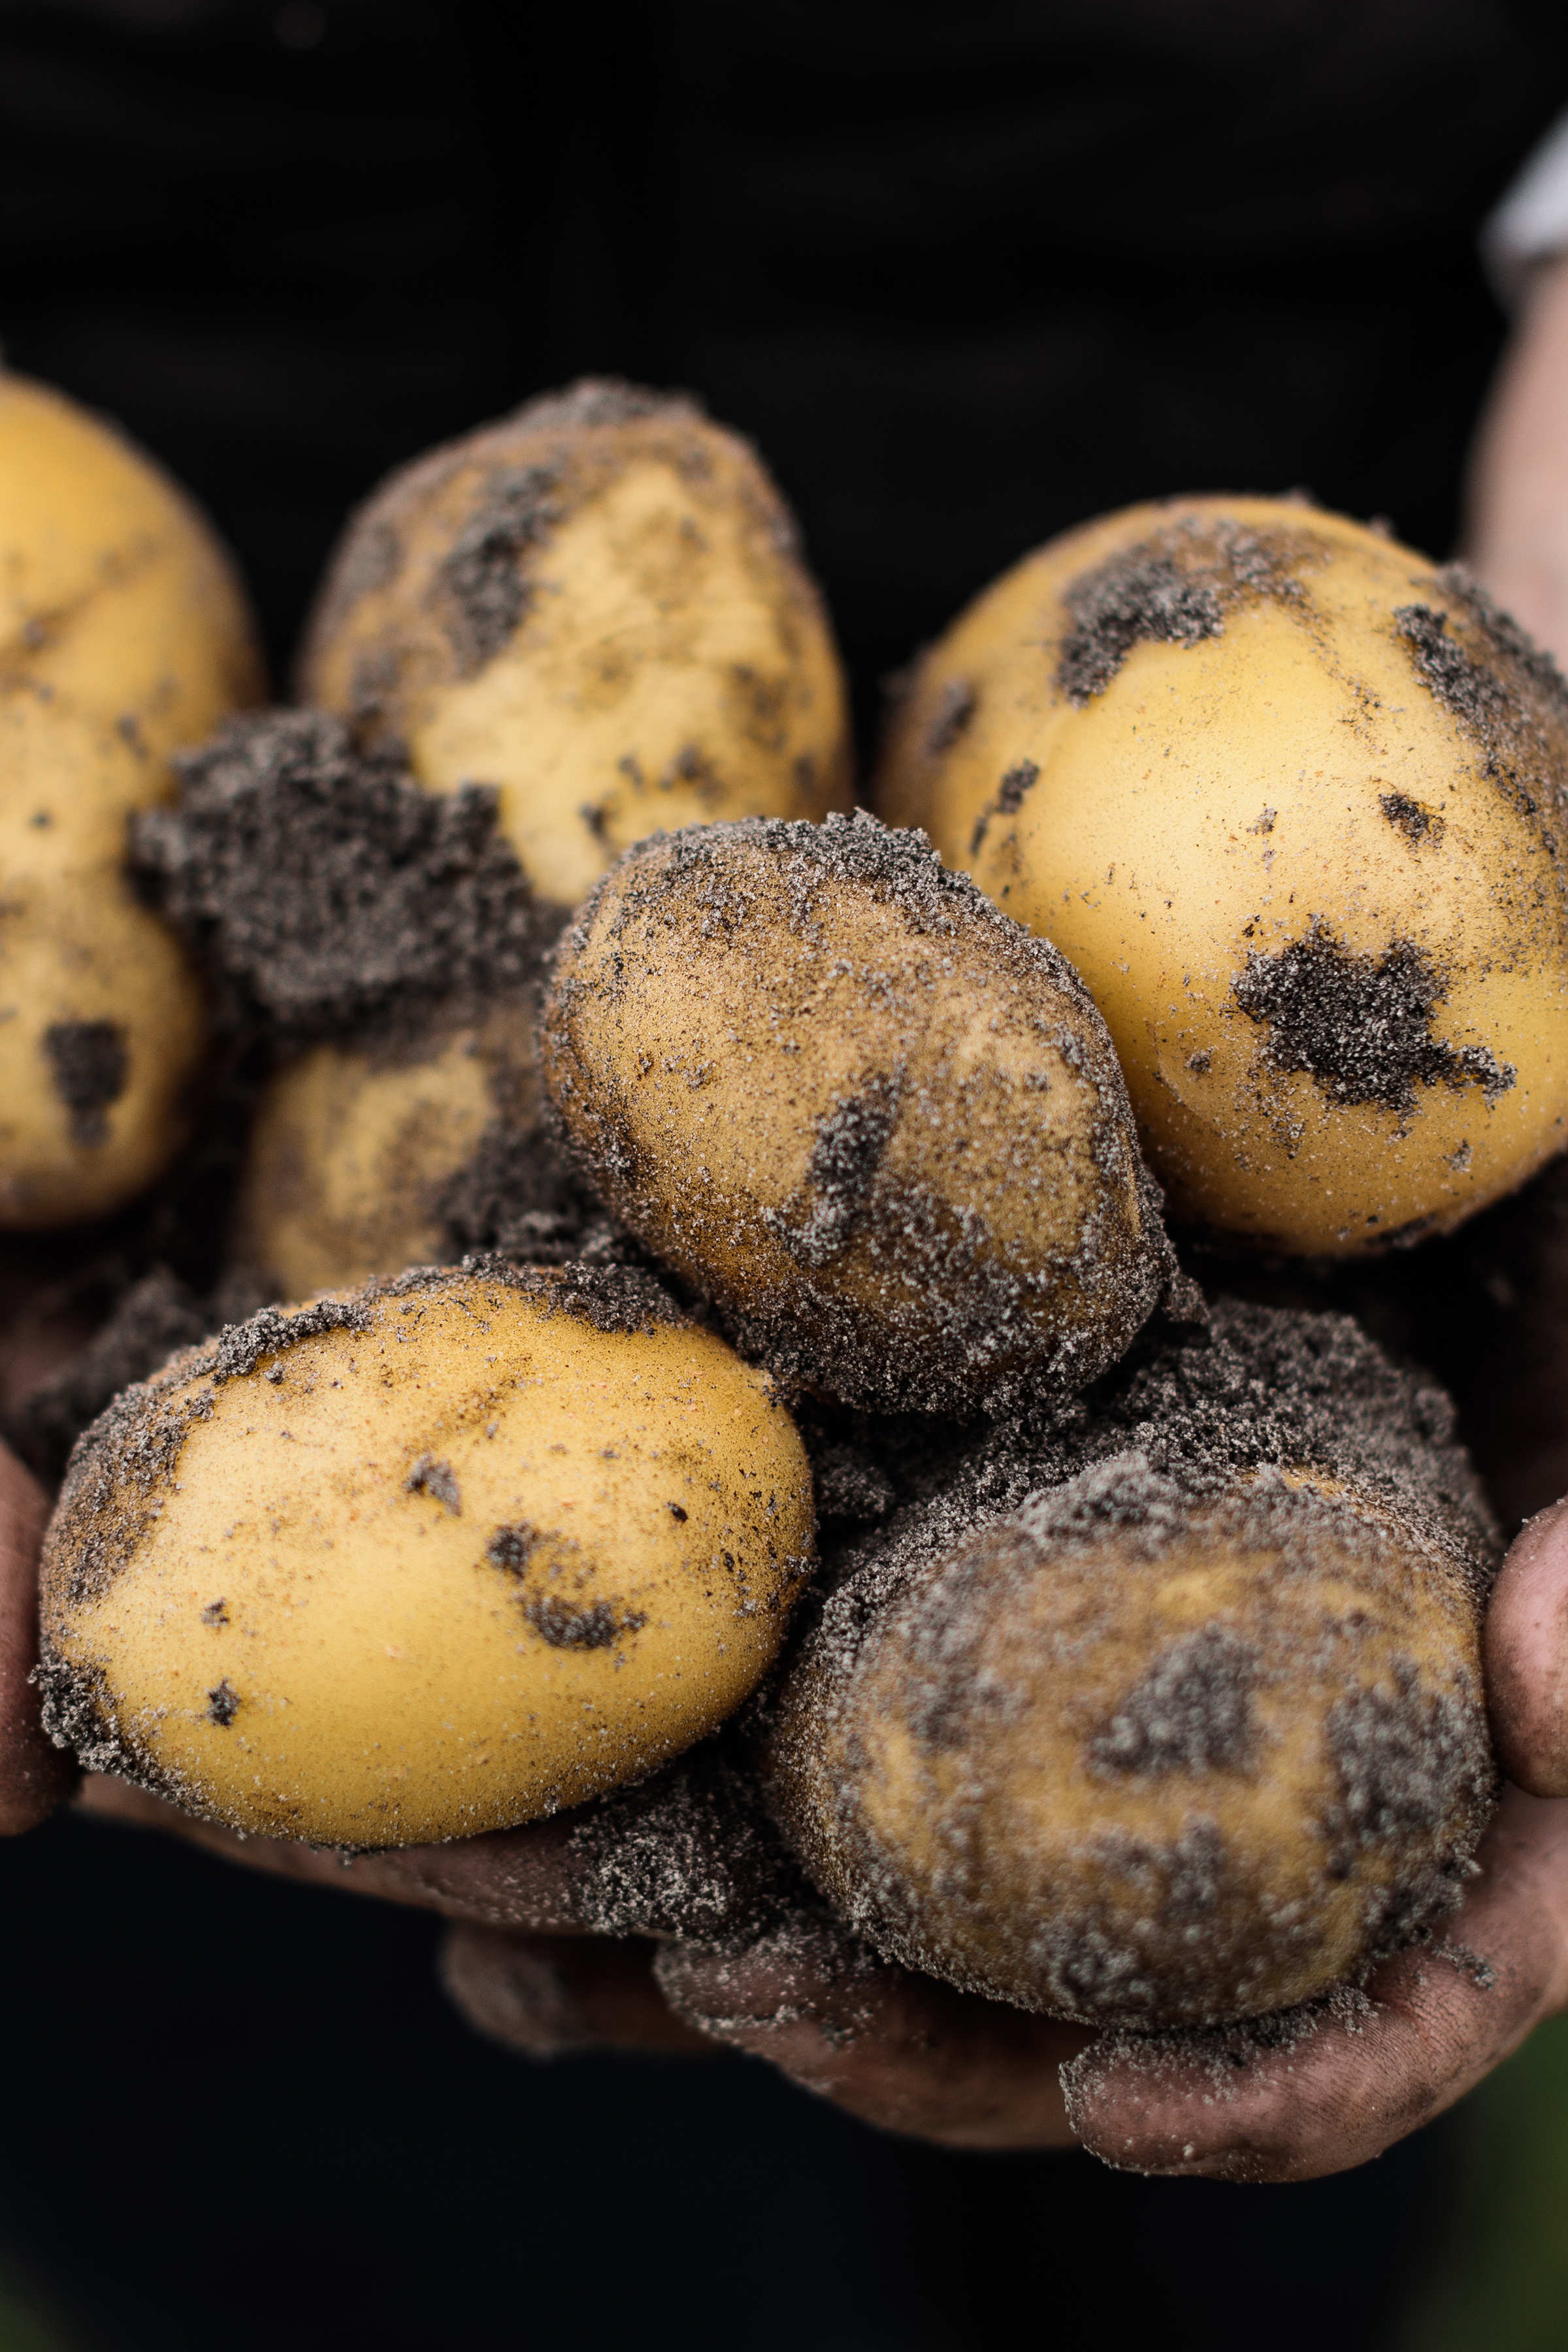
[1486,1497,1568,1795]
[0,1441,76,1833]
[78,1773,593,1920]
[655,1912,1087,2149]
[440,1925,713,2058]
[1066,1783,1568,2182]
[76,1748,780,1943]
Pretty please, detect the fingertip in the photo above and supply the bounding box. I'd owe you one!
[441,1924,711,2058]
[1486,1495,1568,1795]
[0,1439,74,1835]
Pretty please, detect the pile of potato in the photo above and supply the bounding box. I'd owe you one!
[8,362,1567,2031]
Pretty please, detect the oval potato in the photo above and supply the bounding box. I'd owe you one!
[301,380,853,911]
[38,1264,815,1846]
[877,497,1568,1254]
[542,813,1173,1414]
[770,1462,1491,2025]
[0,371,263,1223]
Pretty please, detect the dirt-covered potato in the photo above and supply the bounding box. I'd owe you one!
[236,997,568,1299]
[877,497,1568,1256]
[299,380,852,913]
[0,370,263,1224]
[37,1263,814,1848]
[542,812,1175,1414]
[766,1300,1499,2027]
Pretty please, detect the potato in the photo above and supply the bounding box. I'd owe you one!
[37,1262,814,1846]
[542,813,1175,1414]
[766,1299,1498,2026]
[0,699,207,1223]
[299,380,853,913]
[0,370,262,762]
[0,370,263,1224]
[236,996,568,1299]
[877,497,1568,1256]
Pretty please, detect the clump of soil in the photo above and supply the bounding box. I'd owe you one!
[1396,568,1568,851]
[133,710,548,1038]
[1232,921,1514,1117]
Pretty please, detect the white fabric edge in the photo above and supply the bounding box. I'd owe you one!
[1484,109,1568,306]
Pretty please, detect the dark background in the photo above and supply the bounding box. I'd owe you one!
[2,1,1567,2342]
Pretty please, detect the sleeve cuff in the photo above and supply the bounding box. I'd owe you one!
[1484,110,1568,306]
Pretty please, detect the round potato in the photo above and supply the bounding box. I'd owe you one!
[766,1300,1498,2027]
[0,370,263,762]
[542,813,1175,1414]
[877,497,1568,1255]
[237,996,568,1299]
[0,698,208,1222]
[37,1262,815,1847]
[300,379,853,913]
[0,370,263,1224]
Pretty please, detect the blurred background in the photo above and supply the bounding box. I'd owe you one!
[3,1,1568,2344]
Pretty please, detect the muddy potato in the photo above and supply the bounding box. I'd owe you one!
[766,1301,1499,2027]
[1,370,263,760]
[0,370,263,1223]
[300,380,853,913]
[877,497,1568,1255]
[237,996,564,1299]
[542,813,1174,1414]
[37,1263,815,1847]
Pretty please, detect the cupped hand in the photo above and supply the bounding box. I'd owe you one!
[78,1495,1568,2166]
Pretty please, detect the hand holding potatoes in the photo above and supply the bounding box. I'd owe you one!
[19,377,1568,2171]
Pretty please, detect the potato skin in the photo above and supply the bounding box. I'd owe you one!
[770,1472,1491,2028]
[299,380,853,912]
[0,372,263,1224]
[765,1299,1499,2027]
[237,996,555,1299]
[37,1264,814,1847]
[542,813,1173,1414]
[877,497,1568,1256]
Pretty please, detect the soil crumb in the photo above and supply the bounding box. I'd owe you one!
[43,1021,129,1147]
[1088,1625,1260,1779]
[1058,514,1316,705]
[1379,791,1443,846]
[1395,571,1568,848]
[1233,922,1514,1115]
[440,463,559,673]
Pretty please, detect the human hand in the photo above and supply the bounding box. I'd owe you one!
[76,1487,1568,2168]
[0,1440,78,1834]
[1465,249,1568,668]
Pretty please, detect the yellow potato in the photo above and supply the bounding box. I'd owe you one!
[542,813,1174,1413]
[300,380,852,911]
[0,370,263,1224]
[38,1262,814,1846]
[0,370,263,760]
[766,1301,1497,2026]
[237,996,563,1299]
[877,497,1568,1254]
